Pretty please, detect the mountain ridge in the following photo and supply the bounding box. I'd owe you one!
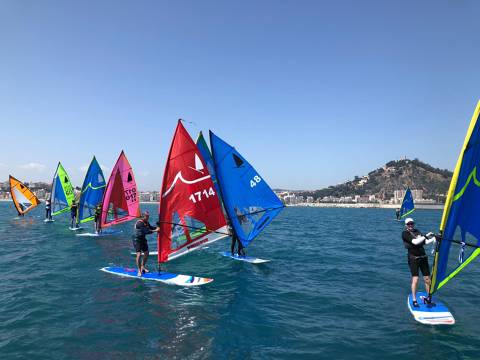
[300,158,452,202]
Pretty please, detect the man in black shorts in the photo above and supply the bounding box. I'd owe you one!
[133,211,158,276]
[402,217,436,307]
[94,204,102,234]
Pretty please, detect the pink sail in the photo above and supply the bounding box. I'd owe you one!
[100,151,140,227]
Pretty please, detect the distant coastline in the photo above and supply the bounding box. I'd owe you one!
[0,198,443,210]
[287,203,444,210]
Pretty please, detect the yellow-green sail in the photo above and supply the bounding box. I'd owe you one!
[50,162,75,216]
[431,101,480,293]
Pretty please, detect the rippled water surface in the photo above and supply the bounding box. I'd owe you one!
[1,202,480,359]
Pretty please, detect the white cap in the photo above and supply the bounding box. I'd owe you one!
[405,217,414,225]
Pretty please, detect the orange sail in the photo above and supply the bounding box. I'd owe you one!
[9,175,41,215]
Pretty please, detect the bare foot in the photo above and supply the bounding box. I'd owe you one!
[137,270,142,277]
[142,267,150,274]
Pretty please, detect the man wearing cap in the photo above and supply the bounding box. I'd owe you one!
[402,217,436,307]
[133,211,159,277]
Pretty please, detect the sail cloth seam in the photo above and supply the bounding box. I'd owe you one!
[452,166,480,202]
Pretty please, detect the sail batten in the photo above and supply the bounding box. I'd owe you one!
[209,131,284,248]
[431,101,480,294]
[157,121,228,263]
[9,175,41,215]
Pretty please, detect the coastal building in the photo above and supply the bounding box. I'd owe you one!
[139,192,151,202]
[34,189,46,199]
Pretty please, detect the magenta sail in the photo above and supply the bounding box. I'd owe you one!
[100,151,140,227]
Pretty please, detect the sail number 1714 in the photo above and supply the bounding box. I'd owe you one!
[189,187,216,203]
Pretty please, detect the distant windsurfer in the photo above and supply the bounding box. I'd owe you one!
[94,204,102,234]
[402,217,436,307]
[396,208,400,220]
[133,211,159,277]
[16,202,25,217]
[70,200,79,228]
[45,199,52,220]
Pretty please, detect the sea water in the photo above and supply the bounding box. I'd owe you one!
[1,202,479,359]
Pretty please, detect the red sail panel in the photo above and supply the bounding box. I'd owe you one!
[101,151,140,227]
[158,121,228,263]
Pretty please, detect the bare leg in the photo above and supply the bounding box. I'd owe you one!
[423,276,431,294]
[136,252,142,276]
[142,251,149,273]
[411,276,419,302]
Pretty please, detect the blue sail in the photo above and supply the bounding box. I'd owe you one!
[209,131,284,247]
[78,157,106,223]
[196,131,221,197]
[431,102,480,293]
[399,188,415,218]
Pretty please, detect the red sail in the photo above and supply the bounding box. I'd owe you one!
[158,121,228,263]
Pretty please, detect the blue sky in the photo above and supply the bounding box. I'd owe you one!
[0,1,479,190]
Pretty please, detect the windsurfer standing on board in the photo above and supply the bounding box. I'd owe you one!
[133,211,159,277]
[45,199,52,220]
[70,200,79,228]
[396,208,400,220]
[230,207,246,257]
[402,217,436,307]
[94,204,102,234]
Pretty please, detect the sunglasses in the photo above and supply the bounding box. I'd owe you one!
[407,222,414,226]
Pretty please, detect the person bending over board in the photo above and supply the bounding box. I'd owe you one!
[70,200,79,228]
[45,199,52,220]
[402,217,436,307]
[133,211,159,277]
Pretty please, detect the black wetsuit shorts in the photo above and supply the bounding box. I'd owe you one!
[133,238,149,253]
[408,254,430,277]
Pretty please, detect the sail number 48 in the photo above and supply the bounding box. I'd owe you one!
[250,175,262,188]
[189,187,216,203]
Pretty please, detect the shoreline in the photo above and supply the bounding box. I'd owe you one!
[287,203,444,210]
[0,198,444,210]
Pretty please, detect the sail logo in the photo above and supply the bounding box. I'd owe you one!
[250,175,262,188]
[163,153,211,198]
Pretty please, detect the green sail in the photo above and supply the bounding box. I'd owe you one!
[50,162,75,216]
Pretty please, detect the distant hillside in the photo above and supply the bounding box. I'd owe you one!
[303,159,452,201]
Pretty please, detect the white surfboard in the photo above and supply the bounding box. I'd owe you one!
[407,292,455,325]
[100,266,213,286]
[44,219,55,223]
[76,229,123,237]
[69,226,83,231]
[220,251,271,264]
